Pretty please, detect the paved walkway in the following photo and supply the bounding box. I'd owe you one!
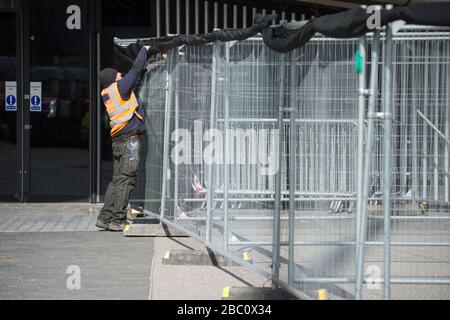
[0,232,154,300]
[1,203,449,300]
[150,237,268,300]
[0,203,100,232]
[0,203,268,300]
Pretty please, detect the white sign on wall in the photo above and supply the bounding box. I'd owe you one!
[30,82,42,112]
[5,81,17,112]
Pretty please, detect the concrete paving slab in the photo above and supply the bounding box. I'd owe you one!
[0,204,98,232]
[162,249,240,267]
[1,203,448,300]
[149,237,270,300]
[75,215,94,232]
[0,218,18,232]
[0,232,154,300]
[27,216,51,232]
[124,222,188,237]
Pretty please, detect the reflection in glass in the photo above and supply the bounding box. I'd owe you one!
[29,0,90,200]
[0,12,18,200]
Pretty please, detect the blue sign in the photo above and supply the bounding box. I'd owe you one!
[6,95,16,106]
[5,81,17,112]
[30,96,41,112]
[31,96,41,106]
[30,82,42,112]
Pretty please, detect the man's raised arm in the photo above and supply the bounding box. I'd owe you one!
[117,46,151,98]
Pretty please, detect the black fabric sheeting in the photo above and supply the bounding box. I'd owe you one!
[391,2,450,26]
[114,14,276,70]
[314,3,450,38]
[265,2,450,52]
[114,2,450,65]
[261,20,316,53]
[144,14,277,54]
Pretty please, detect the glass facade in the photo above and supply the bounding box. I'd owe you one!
[0,0,327,203]
[0,0,94,202]
[0,0,18,9]
[29,0,90,201]
[0,12,18,201]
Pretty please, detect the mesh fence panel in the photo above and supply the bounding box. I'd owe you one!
[124,27,450,300]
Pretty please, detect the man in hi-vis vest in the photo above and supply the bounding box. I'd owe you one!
[96,45,151,231]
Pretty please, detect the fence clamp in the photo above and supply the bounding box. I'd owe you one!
[358,88,370,96]
[368,112,393,120]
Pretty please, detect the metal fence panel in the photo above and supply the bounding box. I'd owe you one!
[120,25,450,300]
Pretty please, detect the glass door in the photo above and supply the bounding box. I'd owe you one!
[1,0,95,203]
[0,11,20,201]
[28,0,90,201]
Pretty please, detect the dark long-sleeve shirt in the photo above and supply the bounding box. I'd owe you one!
[108,47,149,140]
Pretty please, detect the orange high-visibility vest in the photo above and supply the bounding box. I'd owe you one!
[101,82,143,137]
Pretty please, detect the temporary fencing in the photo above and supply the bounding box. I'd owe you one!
[119,24,450,300]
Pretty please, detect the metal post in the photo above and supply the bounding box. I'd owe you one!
[186,0,190,34]
[195,0,199,34]
[160,51,174,220]
[272,53,286,287]
[224,42,230,251]
[214,2,218,29]
[173,51,180,218]
[223,4,228,29]
[206,44,218,244]
[433,50,439,202]
[205,1,209,33]
[156,0,161,37]
[445,47,450,203]
[422,42,429,200]
[411,44,418,204]
[399,41,407,193]
[176,0,180,34]
[355,36,367,300]
[165,0,170,35]
[382,11,394,300]
[96,33,101,203]
[356,30,381,300]
[288,52,297,286]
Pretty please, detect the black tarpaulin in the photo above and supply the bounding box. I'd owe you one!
[114,2,450,67]
[114,14,276,71]
[263,2,450,52]
[261,20,316,54]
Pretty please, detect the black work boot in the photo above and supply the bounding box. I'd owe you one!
[106,220,129,232]
[95,218,110,230]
